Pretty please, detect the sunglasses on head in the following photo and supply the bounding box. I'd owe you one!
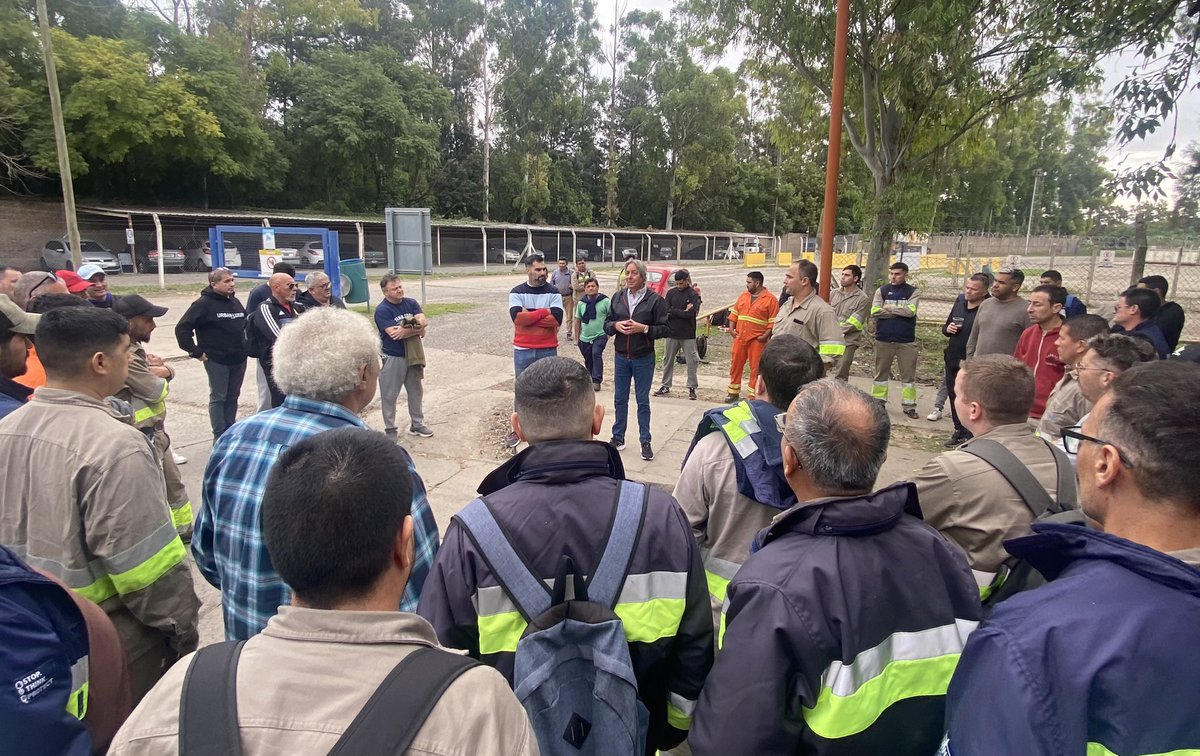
[26,274,59,307]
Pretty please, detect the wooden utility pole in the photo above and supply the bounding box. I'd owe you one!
[817,0,851,300]
[480,0,492,221]
[36,0,82,269]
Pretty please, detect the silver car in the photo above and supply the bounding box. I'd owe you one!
[40,238,122,274]
[184,239,241,271]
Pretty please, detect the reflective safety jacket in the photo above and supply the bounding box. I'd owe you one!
[945,524,1200,756]
[116,344,168,430]
[690,482,981,756]
[0,388,200,671]
[728,289,779,342]
[687,400,795,512]
[417,439,714,754]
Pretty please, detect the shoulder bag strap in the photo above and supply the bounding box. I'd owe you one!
[586,480,649,609]
[327,647,480,755]
[179,640,246,756]
[454,497,551,622]
[1044,440,1078,512]
[958,439,1057,517]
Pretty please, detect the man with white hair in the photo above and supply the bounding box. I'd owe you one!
[193,307,440,641]
[296,271,345,309]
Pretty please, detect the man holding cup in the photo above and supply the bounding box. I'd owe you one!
[940,273,989,446]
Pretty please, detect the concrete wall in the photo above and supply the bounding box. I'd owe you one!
[0,198,67,270]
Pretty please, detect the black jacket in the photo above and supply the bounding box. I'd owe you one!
[665,285,702,339]
[604,287,670,359]
[1154,300,1186,353]
[174,287,248,365]
[295,291,346,310]
[942,293,985,364]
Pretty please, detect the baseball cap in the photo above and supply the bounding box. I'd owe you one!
[0,294,40,335]
[76,263,106,281]
[113,294,168,319]
[57,270,92,294]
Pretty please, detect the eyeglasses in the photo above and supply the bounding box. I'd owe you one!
[774,412,787,433]
[312,283,331,290]
[1061,426,1135,467]
[1070,365,1111,379]
[286,283,299,289]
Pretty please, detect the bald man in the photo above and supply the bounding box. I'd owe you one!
[12,272,68,310]
[253,273,306,408]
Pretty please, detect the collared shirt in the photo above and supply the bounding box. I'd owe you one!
[830,286,870,347]
[108,607,537,756]
[626,284,648,314]
[771,291,845,363]
[194,396,439,640]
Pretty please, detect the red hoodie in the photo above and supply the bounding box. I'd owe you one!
[1013,322,1064,419]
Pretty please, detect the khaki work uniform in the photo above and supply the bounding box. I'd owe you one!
[771,291,845,367]
[830,286,870,380]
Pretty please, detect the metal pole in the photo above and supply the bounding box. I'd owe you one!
[436,225,442,267]
[1023,172,1040,259]
[817,0,851,301]
[1172,245,1184,299]
[1084,244,1097,305]
[36,0,82,269]
[482,228,488,272]
[152,212,165,289]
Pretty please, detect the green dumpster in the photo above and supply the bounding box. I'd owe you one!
[339,258,369,304]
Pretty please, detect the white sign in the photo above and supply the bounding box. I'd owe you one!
[125,228,135,245]
[1098,249,1115,268]
[262,228,275,250]
[1005,254,1023,269]
[259,250,278,276]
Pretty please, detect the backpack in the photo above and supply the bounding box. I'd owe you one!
[243,305,268,360]
[178,643,478,755]
[455,480,650,756]
[958,437,1084,611]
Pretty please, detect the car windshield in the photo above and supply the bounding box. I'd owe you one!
[649,271,663,283]
[80,241,106,252]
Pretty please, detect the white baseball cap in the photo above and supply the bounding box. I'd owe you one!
[76,263,106,281]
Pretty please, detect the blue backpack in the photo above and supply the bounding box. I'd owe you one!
[456,480,650,756]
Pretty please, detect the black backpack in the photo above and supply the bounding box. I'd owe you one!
[958,437,1084,611]
[243,306,268,360]
[178,642,478,755]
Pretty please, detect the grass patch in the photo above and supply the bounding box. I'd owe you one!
[109,282,204,296]
[890,424,953,454]
[348,301,479,318]
[858,321,948,386]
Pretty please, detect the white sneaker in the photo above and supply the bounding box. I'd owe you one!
[926,409,943,422]
[172,451,188,465]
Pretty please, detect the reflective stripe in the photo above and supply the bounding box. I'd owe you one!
[906,303,918,313]
[803,619,978,739]
[705,570,731,605]
[667,691,697,730]
[107,536,186,597]
[1086,743,1200,756]
[475,571,689,654]
[133,383,169,424]
[902,384,917,403]
[870,306,883,315]
[66,657,89,720]
[702,553,740,604]
[717,597,730,650]
[870,383,888,399]
[716,404,761,460]
[819,341,846,357]
[736,315,771,327]
[845,315,863,330]
[169,500,194,530]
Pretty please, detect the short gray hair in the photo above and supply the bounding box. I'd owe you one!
[273,308,380,401]
[784,379,890,494]
[209,267,234,284]
[624,258,647,281]
[514,357,595,442]
[304,271,329,288]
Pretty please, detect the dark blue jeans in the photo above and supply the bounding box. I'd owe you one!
[514,347,558,382]
[613,353,654,443]
[204,359,246,438]
[578,335,608,383]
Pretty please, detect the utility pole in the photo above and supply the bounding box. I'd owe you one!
[1023,170,1041,259]
[816,0,851,300]
[36,0,82,269]
[480,0,491,221]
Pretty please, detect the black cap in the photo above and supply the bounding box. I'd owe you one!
[113,294,168,319]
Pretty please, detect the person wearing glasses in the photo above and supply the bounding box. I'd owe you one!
[944,360,1200,756]
[296,271,345,309]
[254,272,306,408]
[1110,286,1170,359]
[912,354,1078,598]
[10,271,68,310]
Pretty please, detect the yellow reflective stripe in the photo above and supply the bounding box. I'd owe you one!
[614,598,686,643]
[133,401,166,424]
[66,680,89,720]
[736,315,770,326]
[107,537,186,597]
[803,620,977,739]
[717,598,730,650]
[478,610,527,655]
[870,306,883,314]
[845,315,863,329]
[667,691,696,730]
[75,575,117,604]
[1086,743,1200,756]
[819,342,845,356]
[870,383,888,399]
[705,570,731,604]
[170,501,194,530]
[906,303,918,313]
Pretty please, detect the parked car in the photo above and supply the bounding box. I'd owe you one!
[620,247,640,260]
[297,241,324,267]
[715,247,742,260]
[40,238,122,274]
[134,241,187,273]
[272,246,301,265]
[654,246,675,260]
[339,246,387,267]
[184,239,241,271]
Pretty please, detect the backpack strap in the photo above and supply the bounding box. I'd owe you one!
[958,439,1061,517]
[454,497,552,622]
[327,647,479,755]
[586,480,648,609]
[1047,442,1078,511]
[179,640,246,756]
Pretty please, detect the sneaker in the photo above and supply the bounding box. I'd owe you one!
[593,381,601,392]
[504,430,520,448]
[641,442,654,461]
[689,388,697,400]
[172,451,188,465]
[654,386,670,396]
[408,424,434,438]
[903,407,919,419]
[926,408,943,422]
[610,437,625,451]
[944,431,968,447]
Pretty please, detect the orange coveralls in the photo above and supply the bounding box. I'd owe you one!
[727,290,779,398]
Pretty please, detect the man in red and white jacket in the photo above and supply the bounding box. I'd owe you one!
[1013,284,1066,421]
[505,254,562,448]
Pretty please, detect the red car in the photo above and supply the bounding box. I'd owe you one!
[622,264,702,300]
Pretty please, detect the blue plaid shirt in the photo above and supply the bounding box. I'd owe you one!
[193,396,439,640]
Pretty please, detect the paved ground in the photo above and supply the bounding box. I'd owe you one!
[113,263,952,644]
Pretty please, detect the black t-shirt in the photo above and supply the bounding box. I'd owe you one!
[943,294,984,363]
